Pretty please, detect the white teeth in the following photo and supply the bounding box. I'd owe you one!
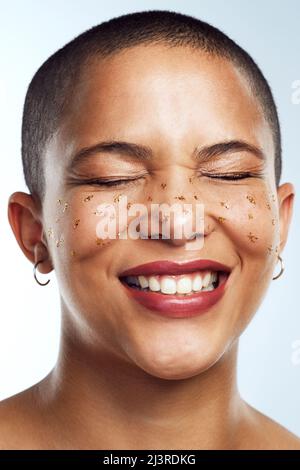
[148,276,160,292]
[138,275,149,288]
[176,276,192,294]
[192,275,203,292]
[202,272,211,288]
[124,271,219,295]
[160,276,177,294]
[202,285,214,291]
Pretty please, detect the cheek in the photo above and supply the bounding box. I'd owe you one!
[208,185,280,258]
[44,192,135,264]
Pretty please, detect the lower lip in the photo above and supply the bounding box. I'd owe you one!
[120,272,229,318]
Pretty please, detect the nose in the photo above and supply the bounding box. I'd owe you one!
[134,198,205,248]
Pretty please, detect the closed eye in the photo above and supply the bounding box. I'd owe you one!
[68,176,146,188]
[200,172,261,181]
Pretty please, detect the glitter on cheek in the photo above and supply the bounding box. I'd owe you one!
[70,249,76,257]
[247,232,259,243]
[161,183,167,189]
[56,236,64,248]
[113,194,124,203]
[218,216,226,223]
[83,194,94,202]
[246,194,256,205]
[96,237,112,246]
[48,227,54,238]
[147,196,153,201]
[248,213,254,220]
[63,202,69,212]
[194,195,198,200]
[73,219,80,229]
[174,195,186,201]
[220,201,230,209]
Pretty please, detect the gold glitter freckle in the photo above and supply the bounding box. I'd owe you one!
[96,237,111,246]
[63,202,69,212]
[56,237,64,247]
[271,193,276,202]
[272,218,276,226]
[57,199,62,205]
[93,208,102,215]
[247,232,259,243]
[266,203,271,210]
[70,250,76,257]
[73,218,80,229]
[147,196,153,201]
[188,177,193,183]
[194,195,198,200]
[175,195,186,201]
[47,228,54,238]
[113,194,124,203]
[275,245,279,254]
[127,202,132,209]
[248,213,254,219]
[84,195,94,202]
[246,195,256,205]
[218,216,226,223]
[161,183,167,189]
[220,201,230,209]
[267,245,273,254]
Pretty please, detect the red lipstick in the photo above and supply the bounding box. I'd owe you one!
[119,259,231,318]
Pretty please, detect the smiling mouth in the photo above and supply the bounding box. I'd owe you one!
[119,270,228,296]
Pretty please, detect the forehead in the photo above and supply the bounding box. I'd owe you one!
[52,44,274,168]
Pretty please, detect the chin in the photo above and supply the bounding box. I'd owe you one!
[125,335,228,381]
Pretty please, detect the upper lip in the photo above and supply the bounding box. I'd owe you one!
[119,259,232,277]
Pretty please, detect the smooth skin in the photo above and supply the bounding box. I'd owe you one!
[2,44,300,449]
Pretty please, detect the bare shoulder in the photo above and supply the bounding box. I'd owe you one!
[239,401,300,450]
[0,382,49,449]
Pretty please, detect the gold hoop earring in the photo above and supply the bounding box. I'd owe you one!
[272,255,284,280]
[33,260,50,286]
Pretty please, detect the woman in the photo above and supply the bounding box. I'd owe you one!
[2,10,300,449]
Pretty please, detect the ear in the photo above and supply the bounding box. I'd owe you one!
[277,182,295,253]
[7,191,53,274]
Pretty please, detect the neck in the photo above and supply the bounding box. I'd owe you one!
[39,313,245,450]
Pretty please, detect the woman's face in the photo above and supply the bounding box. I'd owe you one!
[41,45,294,379]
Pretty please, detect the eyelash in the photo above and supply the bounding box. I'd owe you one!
[76,177,144,188]
[200,172,259,181]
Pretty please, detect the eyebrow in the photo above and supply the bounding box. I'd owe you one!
[68,138,266,171]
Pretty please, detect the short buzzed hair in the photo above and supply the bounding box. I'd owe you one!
[21,9,282,201]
